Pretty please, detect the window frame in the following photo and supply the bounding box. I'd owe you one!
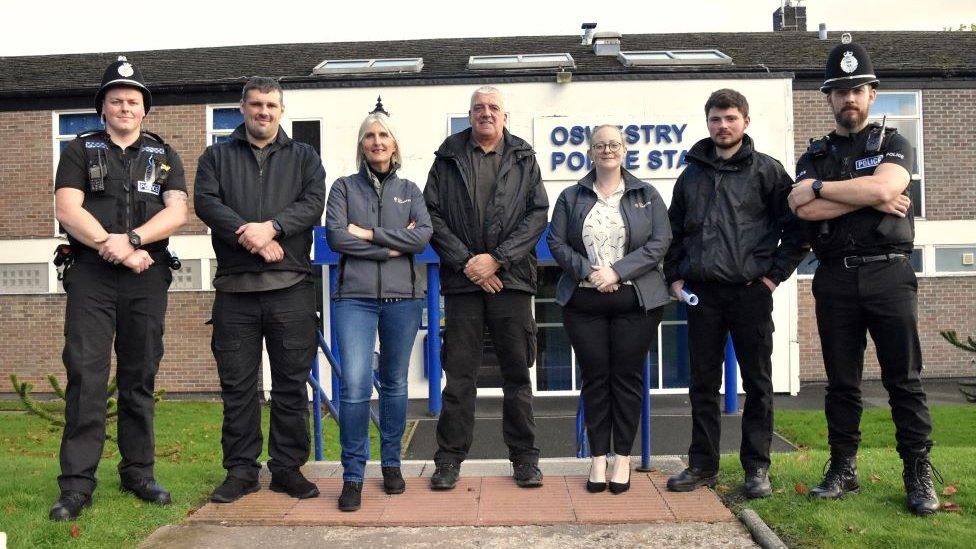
[52,109,105,236]
[868,90,925,218]
[929,244,976,277]
[206,104,243,146]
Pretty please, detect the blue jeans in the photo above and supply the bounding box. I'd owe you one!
[334,298,422,482]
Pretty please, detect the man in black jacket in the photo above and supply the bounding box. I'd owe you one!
[664,89,807,498]
[423,86,549,489]
[194,77,326,503]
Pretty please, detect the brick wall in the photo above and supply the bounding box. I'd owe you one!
[0,292,220,395]
[0,111,54,237]
[797,277,976,382]
[144,105,209,234]
[919,89,976,221]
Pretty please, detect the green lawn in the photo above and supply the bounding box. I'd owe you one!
[719,405,976,549]
[0,400,379,548]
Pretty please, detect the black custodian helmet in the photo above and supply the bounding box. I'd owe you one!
[95,56,152,114]
[820,41,879,93]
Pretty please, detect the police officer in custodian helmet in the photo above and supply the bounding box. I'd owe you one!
[49,56,188,521]
[788,40,939,516]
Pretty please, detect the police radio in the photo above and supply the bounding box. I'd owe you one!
[52,244,73,280]
[865,115,887,153]
[88,149,107,193]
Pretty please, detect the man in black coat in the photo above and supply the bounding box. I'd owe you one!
[423,86,549,490]
[664,89,807,499]
[194,77,325,504]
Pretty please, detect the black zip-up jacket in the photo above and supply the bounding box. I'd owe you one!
[423,128,549,294]
[547,169,672,311]
[194,125,326,277]
[326,163,433,298]
[664,135,807,285]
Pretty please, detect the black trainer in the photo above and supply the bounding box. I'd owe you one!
[513,463,544,488]
[744,468,772,499]
[338,481,362,512]
[666,467,719,492]
[809,456,859,499]
[270,469,320,499]
[121,477,172,505]
[49,491,91,521]
[210,476,260,503]
[382,466,406,495]
[903,451,941,516]
[430,462,460,490]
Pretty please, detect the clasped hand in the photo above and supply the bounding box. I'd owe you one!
[589,265,620,293]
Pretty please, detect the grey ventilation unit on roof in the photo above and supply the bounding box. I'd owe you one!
[617,50,732,67]
[467,53,576,70]
[311,58,423,75]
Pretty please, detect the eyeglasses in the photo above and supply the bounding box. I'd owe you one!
[591,141,622,152]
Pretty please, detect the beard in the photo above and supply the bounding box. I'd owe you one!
[713,133,744,151]
[834,105,868,131]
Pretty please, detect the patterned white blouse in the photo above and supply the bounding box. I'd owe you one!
[580,179,631,287]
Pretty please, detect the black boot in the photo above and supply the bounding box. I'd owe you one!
[903,451,941,516]
[809,455,859,499]
[382,466,406,495]
[338,481,362,512]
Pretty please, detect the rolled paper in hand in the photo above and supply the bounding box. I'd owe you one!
[680,288,699,306]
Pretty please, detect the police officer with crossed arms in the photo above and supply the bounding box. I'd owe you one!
[789,41,939,516]
[50,57,188,521]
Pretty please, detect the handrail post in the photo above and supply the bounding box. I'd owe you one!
[724,334,738,414]
[636,353,653,471]
[426,263,442,417]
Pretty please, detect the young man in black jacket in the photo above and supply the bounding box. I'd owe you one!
[194,77,326,503]
[664,89,807,499]
[423,86,549,490]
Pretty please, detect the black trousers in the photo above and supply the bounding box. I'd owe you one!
[812,258,932,458]
[58,260,171,495]
[211,279,317,482]
[686,281,775,472]
[435,290,540,465]
[563,286,663,456]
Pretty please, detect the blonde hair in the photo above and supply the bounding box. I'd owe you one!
[356,112,402,169]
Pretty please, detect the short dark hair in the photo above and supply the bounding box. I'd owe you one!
[241,77,283,104]
[704,88,749,118]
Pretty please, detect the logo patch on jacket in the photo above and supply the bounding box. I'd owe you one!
[85,141,108,150]
[633,200,651,208]
[393,197,412,204]
[855,154,883,171]
[137,180,161,195]
[141,146,166,155]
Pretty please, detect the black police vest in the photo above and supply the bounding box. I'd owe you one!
[78,130,171,253]
[805,125,914,258]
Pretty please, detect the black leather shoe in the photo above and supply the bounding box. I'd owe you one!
[513,463,544,488]
[744,468,772,499]
[903,451,941,516]
[49,491,91,521]
[667,467,719,492]
[121,478,172,505]
[270,469,320,499]
[430,462,460,490]
[382,466,406,495]
[210,476,260,503]
[809,455,859,499]
[338,481,362,512]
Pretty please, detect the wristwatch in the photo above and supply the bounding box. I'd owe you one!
[127,230,142,249]
[271,219,283,239]
[812,179,824,199]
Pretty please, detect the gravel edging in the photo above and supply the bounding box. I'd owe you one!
[739,508,788,549]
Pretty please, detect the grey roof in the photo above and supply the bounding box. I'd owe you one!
[1,31,974,99]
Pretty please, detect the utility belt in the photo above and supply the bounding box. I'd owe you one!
[820,253,908,269]
[53,244,181,278]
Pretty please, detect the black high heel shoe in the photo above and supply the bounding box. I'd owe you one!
[609,459,631,494]
[586,457,608,493]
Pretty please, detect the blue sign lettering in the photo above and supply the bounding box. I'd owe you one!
[551,126,568,146]
[672,124,687,142]
[551,151,566,170]
[624,125,640,145]
[625,150,640,170]
[647,150,662,170]
[567,151,588,171]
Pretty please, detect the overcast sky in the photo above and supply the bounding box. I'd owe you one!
[3,0,973,56]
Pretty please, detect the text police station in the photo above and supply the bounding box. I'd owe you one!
[549,123,690,172]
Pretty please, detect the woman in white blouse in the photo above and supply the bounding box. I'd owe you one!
[547,125,672,494]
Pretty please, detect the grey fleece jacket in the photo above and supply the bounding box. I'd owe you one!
[325,164,433,299]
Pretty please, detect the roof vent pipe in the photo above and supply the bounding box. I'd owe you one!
[581,23,597,46]
[818,23,828,40]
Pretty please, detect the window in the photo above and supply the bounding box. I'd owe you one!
[448,116,471,136]
[170,259,202,291]
[55,111,104,153]
[467,53,575,70]
[291,120,322,156]
[796,248,924,277]
[869,92,924,217]
[0,263,49,294]
[934,246,976,275]
[312,58,423,75]
[208,106,243,145]
[617,50,732,67]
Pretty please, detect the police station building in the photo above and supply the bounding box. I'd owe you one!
[1,26,974,400]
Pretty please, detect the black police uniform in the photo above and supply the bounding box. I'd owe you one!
[796,42,932,463]
[54,77,186,495]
